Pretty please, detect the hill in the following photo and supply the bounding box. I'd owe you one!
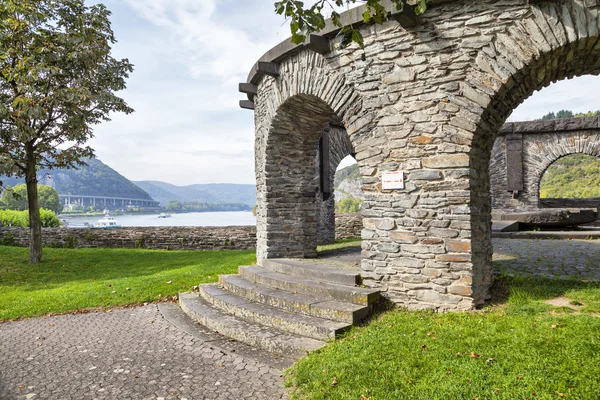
[134,181,256,206]
[1,158,153,200]
[334,164,362,200]
[540,154,600,198]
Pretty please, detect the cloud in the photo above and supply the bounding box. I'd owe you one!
[123,0,277,82]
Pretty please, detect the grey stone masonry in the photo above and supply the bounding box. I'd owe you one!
[491,117,600,210]
[0,226,257,250]
[247,0,600,310]
[317,123,355,245]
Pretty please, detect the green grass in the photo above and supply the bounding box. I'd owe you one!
[0,246,255,321]
[286,277,600,400]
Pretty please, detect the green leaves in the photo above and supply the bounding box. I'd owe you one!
[0,0,134,177]
[275,0,428,48]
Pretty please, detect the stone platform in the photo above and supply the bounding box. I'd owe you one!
[492,208,598,228]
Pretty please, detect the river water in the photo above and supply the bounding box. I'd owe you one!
[61,211,256,228]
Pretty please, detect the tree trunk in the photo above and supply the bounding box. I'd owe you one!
[25,141,42,264]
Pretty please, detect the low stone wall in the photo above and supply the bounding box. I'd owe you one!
[335,213,362,240]
[0,226,257,251]
[539,198,600,210]
[0,215,361,251]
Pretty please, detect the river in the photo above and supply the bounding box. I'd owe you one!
[61,211,256,227]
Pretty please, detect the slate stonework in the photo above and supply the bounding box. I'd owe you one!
[491,117,600,210]
[249,0,600,310]
[0,226,257,250]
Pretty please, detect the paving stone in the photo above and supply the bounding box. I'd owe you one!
[0,305,287,400]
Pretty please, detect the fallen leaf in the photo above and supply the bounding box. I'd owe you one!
[446,370,451,376]
[427,331,434,336]
[111,291,116,294]
[558,393,565,397]
[18,385,24,389]
[360,396,372,400]
[552,324,558,329]
[486,358,496,363]
[470,352,481,358]
[420,344,428,350]
[331,377,337,387]
[166,281,172,284]
[125,288,130,291]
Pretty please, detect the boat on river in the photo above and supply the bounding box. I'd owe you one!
[95,215,121,228]
[158,213,172,218]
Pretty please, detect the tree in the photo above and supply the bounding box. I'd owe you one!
[556,110,574,119]
[164,200,183,213]
[275,0,427,47]
[1,183,62,214]
[0,0,133,263]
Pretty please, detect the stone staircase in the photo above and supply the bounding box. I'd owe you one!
[178,258,380,358]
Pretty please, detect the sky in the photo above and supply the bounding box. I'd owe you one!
[88,0,600,186]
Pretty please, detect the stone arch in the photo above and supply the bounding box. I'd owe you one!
[461,2,600,302]
[531,134,600,203]
[253,51,371,262]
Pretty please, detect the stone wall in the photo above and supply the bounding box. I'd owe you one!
[317,124,355,244]
[491,118,600,210]
[249,0,600,311]
[0,215,363,250]
[0,226,257,251]
[335,213,362,240]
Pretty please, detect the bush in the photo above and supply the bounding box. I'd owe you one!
[0,209,61,228]
[335,198,362,213]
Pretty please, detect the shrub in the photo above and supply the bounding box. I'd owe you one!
[0,209,61,228]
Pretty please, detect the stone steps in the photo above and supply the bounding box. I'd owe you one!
[178,258,380,356]
[200,284,350,340]
[261,259,360,286]
[219,274,368,324]
[239,265,380,306]
[178,293,326,356]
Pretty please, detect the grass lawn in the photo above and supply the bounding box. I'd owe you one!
[0,246,255,321]
[286,277,600,400]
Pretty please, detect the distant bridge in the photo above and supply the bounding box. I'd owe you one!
[60,195,160,209]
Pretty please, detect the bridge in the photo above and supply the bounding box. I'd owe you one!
[238,0,600,311]
[60,195,160,210]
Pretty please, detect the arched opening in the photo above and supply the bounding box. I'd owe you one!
[468,4,600,304]
[539,153,600,209]
[256,92,367,261]
[316,121,356,245]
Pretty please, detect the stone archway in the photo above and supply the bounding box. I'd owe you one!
[490,118,600,210]
[243,0,600,310]
[253,51,373,262]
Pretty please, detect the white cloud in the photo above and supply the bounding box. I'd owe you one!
[123,0,275,82]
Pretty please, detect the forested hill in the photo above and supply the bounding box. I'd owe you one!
[134,181,256,206]
[540,154,600,198]
[1,158,153,200]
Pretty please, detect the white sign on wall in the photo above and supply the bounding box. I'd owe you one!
[381,171,405,190]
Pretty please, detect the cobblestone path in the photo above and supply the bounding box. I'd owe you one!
[0,304,286,400]
[493,238,600,281]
